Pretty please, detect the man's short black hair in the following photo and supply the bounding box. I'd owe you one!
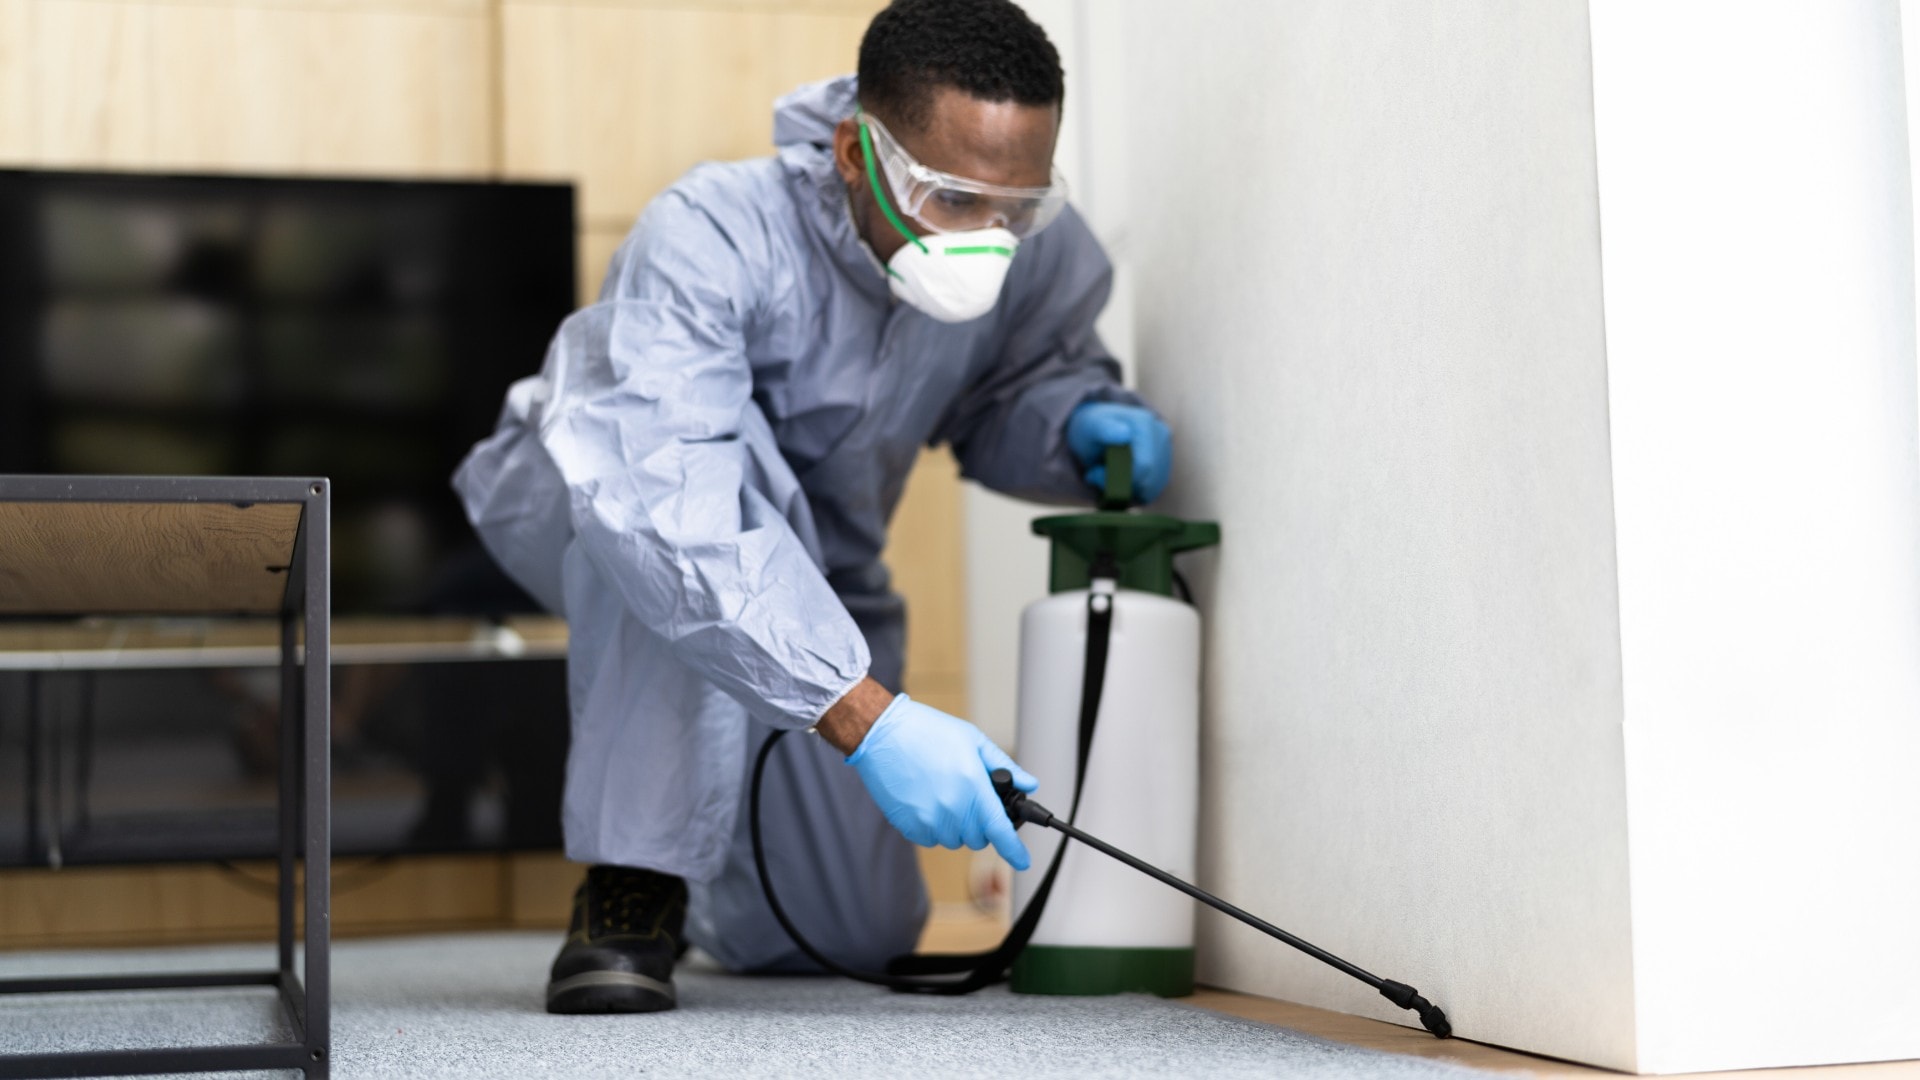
[858,0,1064,132]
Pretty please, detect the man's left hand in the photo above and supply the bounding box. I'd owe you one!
[1067,401,1173,504]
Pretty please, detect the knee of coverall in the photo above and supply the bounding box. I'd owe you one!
[717,897,929,976]
[687,867,929,974]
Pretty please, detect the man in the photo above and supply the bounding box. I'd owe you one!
[455,0,1172,1015]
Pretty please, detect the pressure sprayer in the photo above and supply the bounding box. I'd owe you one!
[749,447,1451,1039]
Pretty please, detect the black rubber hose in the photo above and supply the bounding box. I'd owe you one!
[749,729,984,993]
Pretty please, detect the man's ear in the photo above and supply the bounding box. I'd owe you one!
[833,116,865,186]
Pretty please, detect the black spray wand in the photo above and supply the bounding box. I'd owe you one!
[989,769,1452,1038]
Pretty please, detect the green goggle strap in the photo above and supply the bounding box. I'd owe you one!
[858,113,930,261]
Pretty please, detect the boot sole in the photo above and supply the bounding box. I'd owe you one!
[545,970,677,1015]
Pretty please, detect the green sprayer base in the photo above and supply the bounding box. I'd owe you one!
[1010,946,1195,997]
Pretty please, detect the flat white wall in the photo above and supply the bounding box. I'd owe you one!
[1116,0,1638,1068]
[1589,2,1920,1071]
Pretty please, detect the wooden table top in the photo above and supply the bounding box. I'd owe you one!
[0,615,569,670]
[0,500,304,616]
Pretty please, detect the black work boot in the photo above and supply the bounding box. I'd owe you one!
[545,865,688,1014]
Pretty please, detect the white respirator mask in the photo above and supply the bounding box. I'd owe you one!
[856,111,1066,323]
[882,227,1019,323]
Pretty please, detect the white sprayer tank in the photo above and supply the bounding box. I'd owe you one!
[1010,578,1204,996]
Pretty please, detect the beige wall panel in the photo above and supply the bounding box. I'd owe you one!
[0,864,270,948]
[502,1,880,228]
[4,0,491,174]
[145,1,494,176]
[885,448,967,700]
[330,854,505,930]
[0,856,508,949]
[25,0,155,167]
[903,676,965,717]
[917,848,971,905]
[507,851,581,929]
[540,0,880,12]
[915,911,1005,954]
[0,0,32,160]
[577,225,629,304]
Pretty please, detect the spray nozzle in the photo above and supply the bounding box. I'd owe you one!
[1380,980,1454,1038]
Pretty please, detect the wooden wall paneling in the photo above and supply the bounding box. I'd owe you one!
[915,908,1007,954]
[0,864,273,948]
[917,848,974,907]
[577,225,630,305]
[0,0,33,162]
[5,0,493,175]
[535,0,884,12]
[0,850,987,946]
[506,851,580,928]
[329,854,506,932]
[501,0,881,229]
[144,0,495,176]
[26,0,156,168]
[886,448,968,701]
[0,856,514,949]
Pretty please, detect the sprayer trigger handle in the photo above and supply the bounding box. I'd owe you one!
[990,769,1057,830]
[1100,444,1135,510]
[988,768,1023,829]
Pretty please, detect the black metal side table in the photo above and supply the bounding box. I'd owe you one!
[0,476,331,1079]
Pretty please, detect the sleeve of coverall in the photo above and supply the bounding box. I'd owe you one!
[935,205,1154,505]
[535,187,870,729]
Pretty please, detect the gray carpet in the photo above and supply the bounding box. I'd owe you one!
[0,932,1487,1079]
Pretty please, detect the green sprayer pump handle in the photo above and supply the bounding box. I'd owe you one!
[1101,444,1134,510]
[1035,440,1217,595]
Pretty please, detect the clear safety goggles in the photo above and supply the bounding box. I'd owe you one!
[859,110,1069,240]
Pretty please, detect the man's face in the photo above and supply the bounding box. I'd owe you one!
[834,85,1060,265]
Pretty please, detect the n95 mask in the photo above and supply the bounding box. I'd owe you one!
[857,112,1033,323]
[884,227,1019,324]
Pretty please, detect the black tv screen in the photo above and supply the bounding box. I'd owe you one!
[0,170,578,867]
[0,168,574,614]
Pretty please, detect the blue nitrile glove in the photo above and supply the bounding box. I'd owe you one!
[1066,401,1173,504]
[845,694,1039,870]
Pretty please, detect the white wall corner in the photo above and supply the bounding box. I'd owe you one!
[1590,0,1920,1071]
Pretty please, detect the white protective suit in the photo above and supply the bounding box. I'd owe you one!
[454,75,1147,970]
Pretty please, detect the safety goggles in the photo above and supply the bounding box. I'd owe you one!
[858,110,1069,240]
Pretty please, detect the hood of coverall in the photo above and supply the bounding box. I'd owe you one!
[771,75,905,296]
[773,74,860,153]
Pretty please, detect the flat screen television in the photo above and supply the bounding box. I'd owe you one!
[0,169,578,867]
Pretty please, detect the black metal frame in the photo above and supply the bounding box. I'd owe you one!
[0,475,331,1079]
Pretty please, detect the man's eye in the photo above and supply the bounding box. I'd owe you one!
[933,190,981,209]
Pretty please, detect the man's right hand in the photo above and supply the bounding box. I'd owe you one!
[839,692,1039,870]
